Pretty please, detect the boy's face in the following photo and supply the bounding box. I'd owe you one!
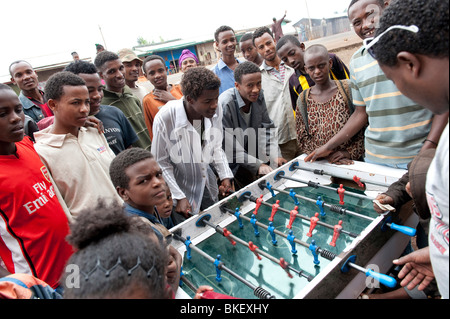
[216,30,237,57]
[254,33,277,62]
[240,40,259,63]
[78,73,104,116]
[304,52,332,85]
[121,157,167,212]
[10,61,39,92]
[156,185,173,219]
[349,0,384,40]
[235,72,262,104]
[277,41,306,71]
[0,89,25,146]
[99,59,126,92]
[48,85,90,130]
[144,59,168,90]
[123,59,143,83]
[187,89,220,119]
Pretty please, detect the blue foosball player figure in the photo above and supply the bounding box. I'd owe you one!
[268,222,277,245]
[214,255,222,282]
[309,240,320,265]
[250,214,260,237]
[287,230,297,255]
[185,236,192,260]
[316,196,325,217]
[234,207,244,229]
[289,189,300,205]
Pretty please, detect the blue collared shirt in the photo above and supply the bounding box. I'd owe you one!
[213,58,242,95]
[123,203,174,239]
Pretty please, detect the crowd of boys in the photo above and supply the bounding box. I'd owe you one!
[0,0,448,300]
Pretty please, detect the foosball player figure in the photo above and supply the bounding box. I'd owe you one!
[353,175,365,188]
[316,196,325,216]
[287,230,297,255]
[214,255,222,282]
[268,200,280,222]
[330,220,343,247]
[223,227,236,246]
[234,207,244,229]
[279,258,293,278]
[307,212,320,237]
[287,206,299,229]
[254,194,263,215]
[185,236,192,260]
[267,182,276,197]
[248,241,262,260]
[309,240,320,265]
[250,214,260,237]
[338,184,345,205]
[289,189,300,205]
[268,222,277,245]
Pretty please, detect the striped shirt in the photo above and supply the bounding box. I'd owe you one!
[151,99,233,215]
[349,47,433,165]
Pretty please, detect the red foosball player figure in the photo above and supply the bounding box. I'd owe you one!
[254,194,263,215]
[307,212,320,237]
[337,184,345,205]
[268,200,280,222]
[248,241,262,260]
[287,206,299,229]
[279,258,293,278]
[353,175,365,188]
[223,228,236,246]
[329,220,343,247]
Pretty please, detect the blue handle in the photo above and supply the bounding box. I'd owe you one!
[390,222,416,237]
[366,269,397,288]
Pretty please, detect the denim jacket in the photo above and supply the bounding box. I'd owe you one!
[19,91,45,123]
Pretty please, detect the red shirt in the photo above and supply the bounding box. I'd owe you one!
[0,137,73,288]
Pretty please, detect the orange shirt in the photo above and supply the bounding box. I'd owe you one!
[143,85,183,140]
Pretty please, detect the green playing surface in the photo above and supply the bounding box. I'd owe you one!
[180,184,378,299]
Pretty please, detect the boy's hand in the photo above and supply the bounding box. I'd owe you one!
[219,179,233,197]
[393,247,435,291]
[175,198,192,218]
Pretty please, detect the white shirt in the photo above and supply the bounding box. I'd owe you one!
[260,61,296,144]
[426,123,449,299]
[34,126,123,218]
[151,98,233,214]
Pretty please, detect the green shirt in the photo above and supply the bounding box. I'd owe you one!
[101,86,152,151]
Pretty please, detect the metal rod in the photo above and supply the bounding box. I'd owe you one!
[173,233,275,299]
[243,192,359,238]
[222,206,336,261]
[200,219,314,282]
[280,174,374,201]
[271,185,372,225]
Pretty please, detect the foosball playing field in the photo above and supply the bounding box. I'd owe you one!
[171,156,419,299]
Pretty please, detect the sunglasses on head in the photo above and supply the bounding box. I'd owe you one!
[363,25,419,59]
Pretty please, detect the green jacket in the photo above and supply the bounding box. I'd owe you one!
[102,86,152,151]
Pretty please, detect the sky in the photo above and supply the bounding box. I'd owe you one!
[0,0,350,80]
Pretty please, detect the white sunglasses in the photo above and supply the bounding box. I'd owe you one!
[363,25,419,58]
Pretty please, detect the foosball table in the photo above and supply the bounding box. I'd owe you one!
[171,155,419,299]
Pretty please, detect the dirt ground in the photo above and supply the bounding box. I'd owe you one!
[329,42,362,66]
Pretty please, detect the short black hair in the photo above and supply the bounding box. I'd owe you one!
[0,83,14,92]
[276,34,301,51]
[109,148,154,190]
[371,0,449,67]
[180,67,221,101]
[62,200,168,299]
[44,71,86,101]
[252,26,273,46]
[142,55,166,74]
[214,25,235,42]
[234,61,261,84]
[9,60,32,77]
[65,60,98,75]
[239,32,253,44]
[94,51,120,71]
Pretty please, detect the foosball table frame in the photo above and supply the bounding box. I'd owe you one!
[171,155,418,299]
